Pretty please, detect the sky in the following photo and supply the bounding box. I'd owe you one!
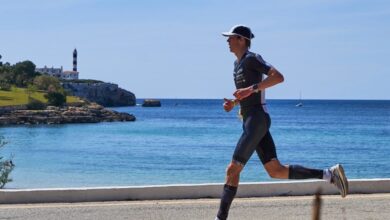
[1,0,389,100]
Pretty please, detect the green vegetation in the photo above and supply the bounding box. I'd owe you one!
[45,91,66,106]
[26,98,46,110]
[0,136,14,189]
[0,56,83,107]
[0,87,82,107]
[0,60,39,87]
[0,87,45,106]
[62,79,103,84]
[34,75,62,91]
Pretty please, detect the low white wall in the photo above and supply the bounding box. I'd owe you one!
[0,179,389,204]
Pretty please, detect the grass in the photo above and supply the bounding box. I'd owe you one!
[0,87,83,107]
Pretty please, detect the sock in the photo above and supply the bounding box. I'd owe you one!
[288,165,323,179]
[323,169,332,183]
[217,184,237,220]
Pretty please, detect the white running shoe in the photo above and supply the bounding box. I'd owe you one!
[330,164,349,198]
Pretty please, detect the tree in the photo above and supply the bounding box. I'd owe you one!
[33,75,61,91]
[45,91,66,106]
[0,137,14,189]
[0,60,41,87]
[0,81,11,91]
[14,74,29,87]
[12,61,39,87]
[13,60,36,77]
[0,63,13,91]
[26,84,37,100]
[0,63,14,84]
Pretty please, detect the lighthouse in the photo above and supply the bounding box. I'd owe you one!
[73,48,77,72]
[62,49,79,80]
[36,49,79,80]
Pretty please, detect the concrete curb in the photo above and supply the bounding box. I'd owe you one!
[0,179,389,204]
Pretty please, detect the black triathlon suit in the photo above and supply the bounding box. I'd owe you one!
[232,51,277,166]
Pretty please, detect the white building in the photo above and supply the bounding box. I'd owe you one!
[35,66,63,78]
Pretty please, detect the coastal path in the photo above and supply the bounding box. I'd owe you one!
[0,193,389,220]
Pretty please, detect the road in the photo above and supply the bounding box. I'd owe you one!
[0,193,389,220]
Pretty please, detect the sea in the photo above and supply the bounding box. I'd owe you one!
[1,99,389,189]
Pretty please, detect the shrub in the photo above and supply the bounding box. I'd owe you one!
[26,98,46,110]
[44,91,66,106]
[0,137,14,188]
[0,82,11,91]
[33,75,61,91]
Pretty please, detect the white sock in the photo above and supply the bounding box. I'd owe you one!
[323,169,332,183]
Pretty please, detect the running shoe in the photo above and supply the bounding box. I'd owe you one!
[330,164,349,198]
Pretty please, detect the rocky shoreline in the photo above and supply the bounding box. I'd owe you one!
[0,104,135,126]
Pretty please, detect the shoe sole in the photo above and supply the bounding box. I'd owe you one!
[335,164,349,198]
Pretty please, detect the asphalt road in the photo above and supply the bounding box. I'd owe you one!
[0,193,389,220]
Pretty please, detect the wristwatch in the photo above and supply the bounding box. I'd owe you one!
[252,84,259,93]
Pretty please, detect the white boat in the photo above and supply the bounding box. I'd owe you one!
[296,91,303,107]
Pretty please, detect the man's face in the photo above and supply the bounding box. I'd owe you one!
[227,35,244,53]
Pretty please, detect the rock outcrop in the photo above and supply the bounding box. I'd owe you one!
[0,104,135,126]
[62,82,136,107]
[142,99,161,107]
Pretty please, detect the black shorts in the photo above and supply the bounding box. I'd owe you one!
[232,107,277,165]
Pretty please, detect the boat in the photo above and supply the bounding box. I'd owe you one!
[296,91,303,107]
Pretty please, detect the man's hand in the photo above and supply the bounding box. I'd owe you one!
[233,86,253,101]
[223,98,235,112]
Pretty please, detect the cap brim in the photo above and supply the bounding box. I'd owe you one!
[222,32,239,37]
[222,32,252,40]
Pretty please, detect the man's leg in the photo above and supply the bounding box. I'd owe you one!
[256,130,348,197]
[264,160,323,180]
[216,110,268,220]
[263,161,348,197]
[216,162,243,220]
[256,129,325,180]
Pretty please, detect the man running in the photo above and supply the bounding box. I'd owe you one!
[215,25,348,220]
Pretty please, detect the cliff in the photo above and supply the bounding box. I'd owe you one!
[62,82,136,107]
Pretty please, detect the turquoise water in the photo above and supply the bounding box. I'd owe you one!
[1,99,389,188]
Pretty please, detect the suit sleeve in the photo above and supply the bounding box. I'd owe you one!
[248,54,272,75]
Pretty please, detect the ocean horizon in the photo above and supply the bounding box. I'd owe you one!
[1,99,389,189]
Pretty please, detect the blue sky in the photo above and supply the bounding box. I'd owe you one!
[1,0,389,99]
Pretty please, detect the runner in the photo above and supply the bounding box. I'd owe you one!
[215,25,348,220]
